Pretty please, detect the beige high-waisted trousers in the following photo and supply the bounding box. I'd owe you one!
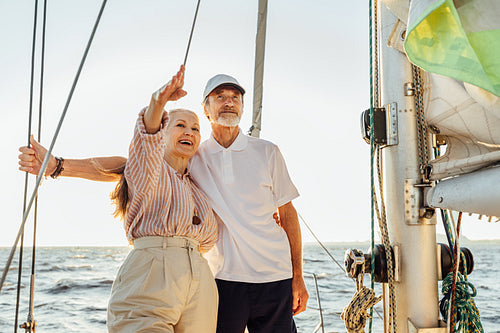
[107,236,218,333]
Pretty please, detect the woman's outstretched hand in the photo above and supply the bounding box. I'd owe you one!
[18,135,56,176]
[144,65,187,133]
[153,65,187,107]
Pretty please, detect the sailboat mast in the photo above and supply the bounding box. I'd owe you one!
[249,0,267,138]
[378,3,440,331]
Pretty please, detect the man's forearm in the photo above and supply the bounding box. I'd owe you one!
[278,201,309,314]
[278,202,303,277]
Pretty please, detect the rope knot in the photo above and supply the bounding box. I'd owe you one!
[341,277,382,333]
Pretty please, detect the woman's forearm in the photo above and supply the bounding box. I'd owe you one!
[59,156,127,182]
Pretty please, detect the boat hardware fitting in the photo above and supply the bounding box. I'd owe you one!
[344,245,395,283]
[405,179,436,225]
[360,104,398,146]
[404,82,415,96]
[437,243,474,280]
[344,248,365,279]
[361,107,387,145]
[20,317,37,332]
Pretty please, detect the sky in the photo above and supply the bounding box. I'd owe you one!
[1,0,499,247]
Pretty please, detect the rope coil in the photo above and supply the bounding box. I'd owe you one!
[341,267,382,333]
[441,272,483,333]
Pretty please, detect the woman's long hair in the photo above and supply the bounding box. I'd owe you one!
[93,160,128,220]
[109,166,128,220]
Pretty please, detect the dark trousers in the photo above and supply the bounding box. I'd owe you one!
[216,278,297,333]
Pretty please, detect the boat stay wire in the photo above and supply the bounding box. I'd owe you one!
[298,213,346,274]
[14,0,38,328]
[20,0,49,330]
[0,0,109,297]
[14,0,47,330]
[183,0,201,67]
[298,213,384,322]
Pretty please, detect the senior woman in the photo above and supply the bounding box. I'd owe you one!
[19,65,219,332]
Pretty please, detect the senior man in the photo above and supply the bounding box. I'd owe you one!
[18,72,308,333]
[191,74,308,332]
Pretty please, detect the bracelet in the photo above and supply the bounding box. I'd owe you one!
[50,157,65,179]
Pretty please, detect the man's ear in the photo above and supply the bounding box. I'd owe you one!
[202,103,211,121]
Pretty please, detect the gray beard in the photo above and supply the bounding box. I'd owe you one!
[214,114,240,127]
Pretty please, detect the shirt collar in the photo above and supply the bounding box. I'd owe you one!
[166,160,193,180]
[206,128,248,153]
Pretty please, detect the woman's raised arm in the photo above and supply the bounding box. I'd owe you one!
[143,65,186,133]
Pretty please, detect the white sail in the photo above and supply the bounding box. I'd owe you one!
[424,72,500,180]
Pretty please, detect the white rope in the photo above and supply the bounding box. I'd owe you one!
[341,266,382,332]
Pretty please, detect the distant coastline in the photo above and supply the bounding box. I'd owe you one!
[303,235,500,247]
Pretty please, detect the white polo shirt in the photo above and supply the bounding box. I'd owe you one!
[189,129,299,283]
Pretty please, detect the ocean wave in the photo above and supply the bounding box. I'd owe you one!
[71,255,88,259]
[38,264,93,273]
[82,305,107,312]
[303,258,326,263]
[44,278,113,294]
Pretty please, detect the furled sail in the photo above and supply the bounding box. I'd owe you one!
[404,0,500,181]
[424,72,500,180]
[381,0,500,216]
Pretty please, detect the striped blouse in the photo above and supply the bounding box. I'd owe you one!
[123,108,218,251]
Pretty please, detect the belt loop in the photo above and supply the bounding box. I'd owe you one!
[162,240,167,249]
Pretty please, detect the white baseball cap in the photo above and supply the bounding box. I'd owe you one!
[202,74,245,101]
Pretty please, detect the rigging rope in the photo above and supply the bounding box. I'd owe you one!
[341,260,382,333]
[412,65,429,179]
[368,0,376,330]
[438,212,483,333]
[449,211,462,332]
[441,272,483,333]
[375,147,397,332]
[0,0,108,297]
[443,212,482,333]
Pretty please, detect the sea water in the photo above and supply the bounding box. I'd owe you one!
[1,243,499,333]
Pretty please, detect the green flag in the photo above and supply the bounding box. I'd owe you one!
[404,0,500,97]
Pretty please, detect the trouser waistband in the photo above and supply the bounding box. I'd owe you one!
[133,236,200,251]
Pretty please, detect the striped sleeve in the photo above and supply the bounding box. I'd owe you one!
[125,108,169,194]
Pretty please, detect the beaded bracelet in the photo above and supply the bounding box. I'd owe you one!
[50,157,65,179]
